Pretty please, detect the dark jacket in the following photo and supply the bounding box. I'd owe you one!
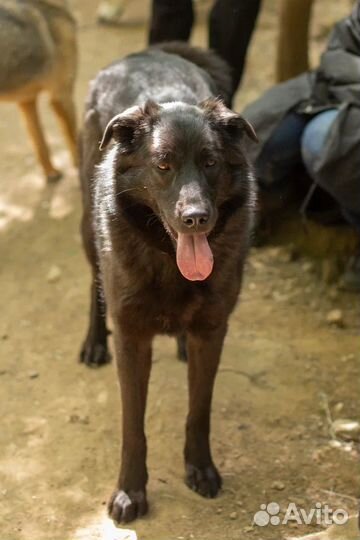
[243,0,360,215]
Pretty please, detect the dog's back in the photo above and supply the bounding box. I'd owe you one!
[81,43,233,189]
[153,42,233,106]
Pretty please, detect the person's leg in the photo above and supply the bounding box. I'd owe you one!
[302,109,360,291]
[209,0,262,94]
[301,109,339,176]
[149,0,194,44]
[256,112,309,188]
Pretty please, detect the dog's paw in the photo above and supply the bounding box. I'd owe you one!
[80,340,111,368]
[108,489,148,523]
[185,463,222,498]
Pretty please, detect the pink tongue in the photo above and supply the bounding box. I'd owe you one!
[176,233,214,281]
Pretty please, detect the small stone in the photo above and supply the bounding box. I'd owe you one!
[248,282,257,291]
[326,309,344,327]
[250,259,265,271]
[68,414,90,425]
[266,245,295,263]
[267,247,283,258]
[333,402,344,414]
[328,439,342,449]
[229,511,238,520]
[28,371,39,379]
[272,290,288,302]
[341,353,355,362]
[332,419,360,442]
[47,265,61,283]
[301,261,314,273]
[243,526,254,533]
[343,443,354,453]
[271,480,285,491]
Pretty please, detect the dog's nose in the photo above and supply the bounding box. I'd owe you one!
[181,208,209,229]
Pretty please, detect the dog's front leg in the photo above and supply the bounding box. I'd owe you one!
[108,327,152,523]
[184,325,227,498]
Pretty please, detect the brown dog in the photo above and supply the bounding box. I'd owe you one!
[0,0,77,181]
[79,43,257,523]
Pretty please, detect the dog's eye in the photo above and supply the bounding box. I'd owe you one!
[157,163,171,171]
[205,158,217,167]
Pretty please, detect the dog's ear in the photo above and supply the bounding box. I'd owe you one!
[99,99,160,152]
[199,98,258,143]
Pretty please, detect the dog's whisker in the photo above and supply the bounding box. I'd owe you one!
[115,187,139,197]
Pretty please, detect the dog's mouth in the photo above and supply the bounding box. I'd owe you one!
[163,222,214,282]
[176,232,214,281]
[119,198,214,281]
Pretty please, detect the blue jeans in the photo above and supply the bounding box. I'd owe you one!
[301,109,339,175]
[257,109,339,184]
[257,109,360,232]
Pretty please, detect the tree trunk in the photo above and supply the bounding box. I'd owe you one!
[276,0,314,82]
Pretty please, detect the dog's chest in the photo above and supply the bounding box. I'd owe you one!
[152,297,200,333]
[119,279,207,335]
[151,284,205,334]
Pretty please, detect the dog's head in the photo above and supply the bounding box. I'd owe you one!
[99,98,257,281]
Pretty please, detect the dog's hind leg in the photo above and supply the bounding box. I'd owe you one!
[50,93,78,167]
[184,325,227,498]
[80,278,110,367]
[176,333,187,362]
[108,331,152,523]
[80,212,110,367]
[18,99,61,182]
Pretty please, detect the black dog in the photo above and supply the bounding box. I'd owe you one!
[79,43,257,523]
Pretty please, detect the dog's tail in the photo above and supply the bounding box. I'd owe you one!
[152,41,233,106]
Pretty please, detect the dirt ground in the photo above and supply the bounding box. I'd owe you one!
[0,1,359,539]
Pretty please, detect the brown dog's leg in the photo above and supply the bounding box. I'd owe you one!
[18,99,61,182]
[108,330,152,523]
[184,325,227,498]
[50,95,78,167]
